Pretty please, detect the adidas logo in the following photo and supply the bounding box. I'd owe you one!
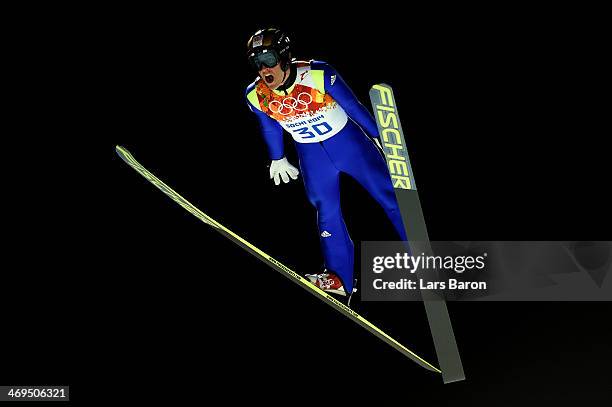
[321,231,332,237]
[330,75,337,86]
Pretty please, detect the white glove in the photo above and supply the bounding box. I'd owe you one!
[269,157,299,185]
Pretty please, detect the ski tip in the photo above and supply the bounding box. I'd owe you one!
[115,145,132,163]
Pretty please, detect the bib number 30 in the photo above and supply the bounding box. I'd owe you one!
[293,122,332,139]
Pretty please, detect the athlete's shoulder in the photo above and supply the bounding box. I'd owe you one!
[309,60,335,72]
[293,60,333,72]
[245,77,261,97]
[293,60,310,69]
[245,77,264,111]
[306,60,339,92]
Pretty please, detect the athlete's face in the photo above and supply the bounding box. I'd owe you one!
[259,63,288,90]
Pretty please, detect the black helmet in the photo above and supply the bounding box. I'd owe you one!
[247,28,292,71]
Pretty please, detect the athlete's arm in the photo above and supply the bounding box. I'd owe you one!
[245,88,285,160]
[312,61,380,139]
[245,88,299,185]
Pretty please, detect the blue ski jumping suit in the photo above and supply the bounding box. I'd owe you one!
[246,60,407,292]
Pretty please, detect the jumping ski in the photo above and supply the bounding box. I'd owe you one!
[370,84,465,383]
[115,145,441,374]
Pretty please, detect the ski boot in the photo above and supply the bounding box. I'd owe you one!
[305,271,347,297]
[305,272,359,308]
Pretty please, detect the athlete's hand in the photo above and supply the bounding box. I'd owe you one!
[269,157,299,185]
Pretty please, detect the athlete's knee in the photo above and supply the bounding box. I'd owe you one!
[317,203,343,222]
[317,210,344,225]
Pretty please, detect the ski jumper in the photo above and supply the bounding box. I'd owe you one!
[246,60,407,292]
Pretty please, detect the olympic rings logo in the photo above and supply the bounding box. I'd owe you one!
[269,92,313,115]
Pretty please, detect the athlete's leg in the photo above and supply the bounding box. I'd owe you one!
[297,144,355,292]
[323,124,408,241]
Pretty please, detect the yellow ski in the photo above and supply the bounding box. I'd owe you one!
[116,145,441,374]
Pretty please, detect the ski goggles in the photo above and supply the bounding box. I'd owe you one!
[248,49,281,71]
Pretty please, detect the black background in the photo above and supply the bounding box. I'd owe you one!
[3,5,611,404]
